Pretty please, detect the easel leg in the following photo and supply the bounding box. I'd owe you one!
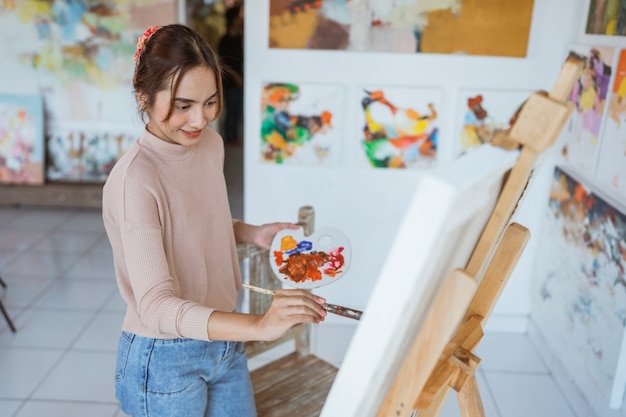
[414,386,449,417]
[0,275,17,333]
[457,374,485,417]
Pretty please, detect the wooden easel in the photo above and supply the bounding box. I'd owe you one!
[376,55,586,417]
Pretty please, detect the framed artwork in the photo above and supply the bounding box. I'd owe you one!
[322,144,520,416]
[595,48,626,198]
[0,94,44,185]
[356,86,442,169]
[455,89,533,156]
[268,0,534,57]
[584,0,626,37]
[557,45,616,175]
[260,82,345,166]
[532,166,626,409]
[46,123,138,183]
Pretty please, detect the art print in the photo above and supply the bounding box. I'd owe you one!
[0,94,44,185]
[532,166,626,409]
[596,48,626,198]
[585,0,626,36]
[260,82,344,166]
[456,89,532,155]
[357,86,442,169]
[46,124,137,183]
[557,45,615,175]
[268,0,534,57]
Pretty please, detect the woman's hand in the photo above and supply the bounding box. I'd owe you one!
[256,289,326,341]
[252,222,300,249]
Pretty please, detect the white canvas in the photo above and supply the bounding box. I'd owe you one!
[321,144,520,416]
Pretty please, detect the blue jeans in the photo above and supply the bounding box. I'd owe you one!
[115,332,257,417]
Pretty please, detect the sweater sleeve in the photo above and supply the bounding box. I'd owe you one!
[120,173,215,341]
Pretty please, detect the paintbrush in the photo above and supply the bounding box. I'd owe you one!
[242,284,363,321]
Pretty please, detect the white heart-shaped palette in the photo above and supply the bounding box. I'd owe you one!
[269,226,352,289]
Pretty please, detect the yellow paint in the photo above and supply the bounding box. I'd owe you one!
[280,236,298,252]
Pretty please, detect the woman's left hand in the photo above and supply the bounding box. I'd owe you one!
[253,222,300,249]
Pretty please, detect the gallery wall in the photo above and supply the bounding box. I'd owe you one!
[243,0,580,341]
[242,2,626,415]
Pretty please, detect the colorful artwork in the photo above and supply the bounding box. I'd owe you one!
[46,124,138,183]
[260,82,344,166]
[358,87,441,169]
[457,89,531,154]
[585,0,626,36]
[0,1,176,125]
[268,0,534,57]
[558,46,615,175]
[532,166,626,409]
[0,94,44,185]
[596,49,626,198]
[270,227,351,289]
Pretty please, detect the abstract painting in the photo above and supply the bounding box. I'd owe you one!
[46,124,138,183]
[456,89,532,155]
[532,166,626,409]
[0,94,44,185]
[585,0,626,36]
[357,86,442,169]
[260,82,344,166]
[596,48,626,198]
[0,1,176,126]
[268,0,534,57]
[558,45,615,175]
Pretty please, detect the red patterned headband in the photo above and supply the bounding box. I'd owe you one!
[134,26,161,63]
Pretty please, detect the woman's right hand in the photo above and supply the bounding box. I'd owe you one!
[256,289,327,342]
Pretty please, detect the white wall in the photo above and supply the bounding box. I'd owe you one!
[244,0,583,353]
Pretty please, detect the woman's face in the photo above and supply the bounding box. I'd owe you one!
[146,66,219,146]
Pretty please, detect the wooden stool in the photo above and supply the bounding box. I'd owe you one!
[251,352,338,417]
[238,206,338,416]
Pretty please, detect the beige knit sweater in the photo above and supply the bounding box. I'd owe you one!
[102,128,241,341]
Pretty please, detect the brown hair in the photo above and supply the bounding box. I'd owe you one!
[133,24,224,123]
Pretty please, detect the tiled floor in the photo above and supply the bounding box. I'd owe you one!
[0,145,585,417]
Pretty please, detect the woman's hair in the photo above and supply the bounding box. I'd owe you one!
[133,24,224,123]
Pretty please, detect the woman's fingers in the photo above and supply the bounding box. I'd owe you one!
[273,289,326,317]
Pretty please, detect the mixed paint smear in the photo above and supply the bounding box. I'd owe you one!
[273,234,345,283]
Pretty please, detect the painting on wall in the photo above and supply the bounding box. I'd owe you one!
[268,0,534,57]
[557,45,615,175]
[0,1,177,127]
[260,82,344,166]
[532,166,626,409]
[46,124,138,183]
[585,0,626,36]
[596,48,626,198]
[357,86,442,169]
[0,94,44,185]
[455,89,532,156]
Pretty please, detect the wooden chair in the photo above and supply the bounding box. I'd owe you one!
[0,274,17,333]
[237,206,338,417]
